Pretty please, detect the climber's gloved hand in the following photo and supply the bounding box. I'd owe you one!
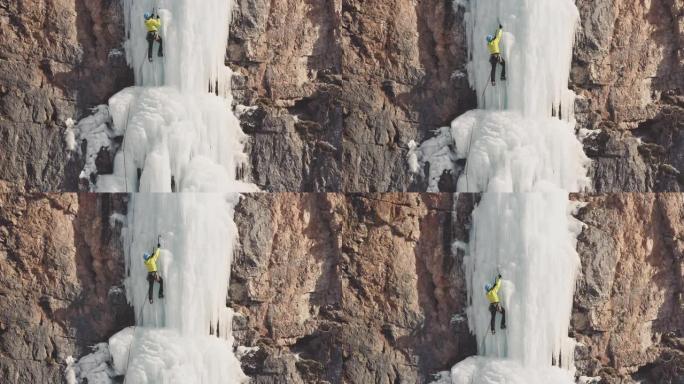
[498,274,502,279]
[499,24,503,29]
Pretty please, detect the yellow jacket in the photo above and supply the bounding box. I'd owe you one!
[486,277,502,303]
[487,28,503,55]
[145,17,161,33]
[144,247,161,272]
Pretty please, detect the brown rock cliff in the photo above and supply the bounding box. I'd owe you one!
[573,0,684,192]
[0,192,682,383]
[231,193,477,383]
[228,0,473,191]
[0,193,131,382]
[0,0,132,191]
[573,193,684,382]
[1,0,681,191]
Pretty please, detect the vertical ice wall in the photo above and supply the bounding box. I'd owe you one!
[424,1,589,382]
[122,0,233,93]
[68,1,254,383]
[108,0,251,380]
[411,0,590,192]
[446,193,582,384]
[106,193,247,383]
[466,0,579,117]
[89,0,256,193]
[471,194,580,366]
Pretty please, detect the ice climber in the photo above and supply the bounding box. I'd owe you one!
[484,274,506,334]
[144,12,163,62]
[143,242,164,304]
[486,24,506,86]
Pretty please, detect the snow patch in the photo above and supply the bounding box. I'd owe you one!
[107,286,124,297]
[452,240,468,253]
[452,0,469,10]
[415,110,590,192]
[235,345,260,359]
[234,104,257,117]
[63,343,114,384]
[75,105,117,188]
[64,118,77,152]
[407,140,420,173]
[109,212,126,228]
[449,356,574,384]
[450,70,467,80]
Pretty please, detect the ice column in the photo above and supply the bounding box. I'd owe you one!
[441,193,582,384]
[106,193,247,384]
[91,0,255,193]
[412,0,590,192]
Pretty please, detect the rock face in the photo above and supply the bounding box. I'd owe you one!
[1,0,681,192]
[232,193,684,383]
[573,0,684,192]
[228,0,683,192]
[0,0,132,192]
[231,193,477,383]
[0,193,131,382]
[1,192,682,383]
[228,0,474,191]
[572,193,684,382]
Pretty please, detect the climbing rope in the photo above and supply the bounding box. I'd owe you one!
[123,299,146,384]
[464,79,489,191]
[464,122,477,192]
[481,78,490,110]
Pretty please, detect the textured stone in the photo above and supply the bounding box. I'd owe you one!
[572,193,684,382]
[228,0,474,192]
[2,0,682,192]
[231,193,477,383]
[0,193,132,382]
[573,0,684,191]
[0,0,132,191]
[0,192,682,383]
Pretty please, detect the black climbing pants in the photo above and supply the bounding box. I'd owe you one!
[146,31,163,60]
[489,54,506,83]
[147,271,164,301]
[489,302,506,331]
